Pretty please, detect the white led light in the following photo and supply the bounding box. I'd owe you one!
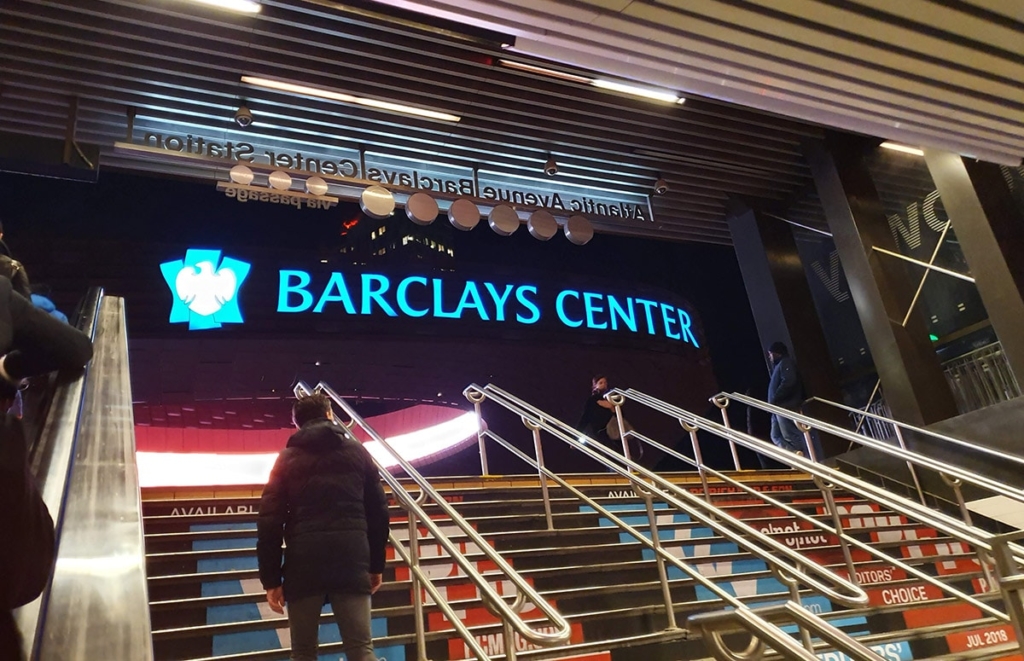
[880,142,924,156]
[497,59,592,85]
[189,0,261,13]
[592,79,681,104]
[241,76,461,123]
[136,412,481,486]
[363,412,480,469]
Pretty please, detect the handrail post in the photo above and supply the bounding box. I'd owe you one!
[941,473,997,592]
[783,573,815,653]
[610,395,632,465]
[503,616,518,661]
[406,508,429,661]
[893,427,927,506]
[991,532,1024,653]
[813,476,861,592]
[524,416,555,531]
[682,418,712,503]
[796,420,819,463]
[640,484,679,630]
[466,390,490,476]
[712,396,742,470]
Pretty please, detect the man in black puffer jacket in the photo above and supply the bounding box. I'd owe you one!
[257,393,390,661]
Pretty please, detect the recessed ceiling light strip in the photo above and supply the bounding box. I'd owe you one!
[241,76,461,123]
[497,59,592,84]
[498,59,683,105]
[592,79,683,104]
[188,0,261,13]
[880,141,924,156]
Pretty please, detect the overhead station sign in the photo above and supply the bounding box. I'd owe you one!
[131,124,653,223]
[159,248,700,348]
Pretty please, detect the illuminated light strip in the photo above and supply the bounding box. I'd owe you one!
[880,141,924,156]
[498,59,683,104]
[135,412,481,487]
[592,79,683,104]
[497,59,592,84]
[364,411,481,468]
[188,0,261,12]
[241,76,461,123]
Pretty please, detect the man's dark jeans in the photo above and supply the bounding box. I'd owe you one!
[287,593,375,661]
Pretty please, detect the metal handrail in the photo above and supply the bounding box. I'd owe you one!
[811,394,1024,473]
[16,287,103,658]
[728,392,1024,514]
[611,426,1003,618]
[694,392,1014,551]
[465,383,882,661]
[294,381,571,661]
[617,388,1024,652]
[476,384,867,606]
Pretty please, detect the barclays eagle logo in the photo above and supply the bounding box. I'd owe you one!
[160,249,250,330]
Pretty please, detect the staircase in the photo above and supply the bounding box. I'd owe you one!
[142,470,1019,661]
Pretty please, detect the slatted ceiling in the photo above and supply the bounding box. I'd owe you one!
[2,0,838,244]
[405,0,1024,164]
[968,0,1024,25]
[651,0,1022,112]
[873,0,1022,53]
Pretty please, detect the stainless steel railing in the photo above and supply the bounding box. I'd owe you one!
[800,393,1024,513]
[705,390,1024,653]
[852,342,1019,434]
[294,380,571,661]
[943,342,1021,413]
[849,397,896,442]
[464,383,881,661]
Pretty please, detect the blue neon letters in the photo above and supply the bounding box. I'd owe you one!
[277,271,698,346]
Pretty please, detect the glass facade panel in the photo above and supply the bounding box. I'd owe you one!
[864,148,991,353]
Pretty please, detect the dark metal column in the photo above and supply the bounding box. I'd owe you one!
[805,134,958,426]
[924,151,1024,386]
[727,200,846,453]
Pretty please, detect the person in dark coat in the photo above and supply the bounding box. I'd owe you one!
[576,374,614,444]
[0,279,93,660]
[257,393,390,661]
[766,341,809,456]
[576,374,641,464]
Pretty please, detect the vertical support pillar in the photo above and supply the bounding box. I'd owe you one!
[726,199,847,454]
[924,151,1024,387]
[805,134,958,426]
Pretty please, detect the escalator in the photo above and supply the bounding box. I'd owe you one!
[14,288,152,661]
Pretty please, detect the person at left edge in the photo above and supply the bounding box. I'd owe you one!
[1,278,94,660]
[257,393,391,661]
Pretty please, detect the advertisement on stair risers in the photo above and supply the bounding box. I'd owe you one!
[582,499,1010,661]
[186,521,407,660]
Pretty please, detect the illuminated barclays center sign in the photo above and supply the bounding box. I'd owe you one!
[277,271,699,346]
[160,249,700,347]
